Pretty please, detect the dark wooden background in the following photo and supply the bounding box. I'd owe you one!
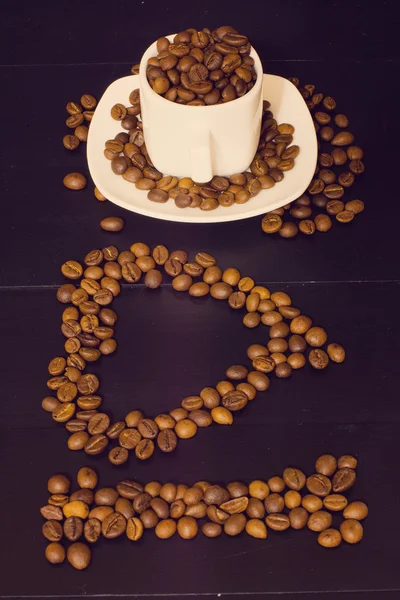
[1,1,399,598]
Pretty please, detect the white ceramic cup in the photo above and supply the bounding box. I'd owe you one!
[139,35,264,183]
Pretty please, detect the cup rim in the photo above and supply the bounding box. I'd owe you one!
[139,33,263,111]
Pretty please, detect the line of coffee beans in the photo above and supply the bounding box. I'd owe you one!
[41,454,367,569]
[146,26,256,105]
[61,95,112,206]
[43,244,345,465]
[261,80,365,237]
[62,95,99,192]
[106,91,298,210]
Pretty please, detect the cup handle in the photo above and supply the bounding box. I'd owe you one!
[189,125,213,183]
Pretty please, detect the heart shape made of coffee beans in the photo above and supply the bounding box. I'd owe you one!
[42,242,345,466]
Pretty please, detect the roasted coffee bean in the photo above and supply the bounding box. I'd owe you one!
[306,474,332,497]
[136,419,158,439]
[119,428,141,450]
[223,513,246,536]
[95,487,119,507]
[309,348,329,369]
[338,455,358,469]
[289,507,308,530]
[100,217,124,232]
[63,172,87,190]
[47,494,69,508]
[318,528,342,548]
[266,513,290,531]
[323,494,348,512]
[308,511,333,532]
[45,542,66,564]
[283,468,306,490]
[84,518,101,543]
[108,446,129,465]
[64,516,83,541]
[247,371,270,391]
[314,214,332,232]
[135,439,155,460]
[264,493,284,514]
[102,512,127,539]
[340,519,363,544]
[315,454,337,476]
[302,495,323,513]
[343,501,368,521]
[157,428,178,452]
[332,468,356,492]
[245,498,265,519]
[42,520,63,542]
[84,434,108,455]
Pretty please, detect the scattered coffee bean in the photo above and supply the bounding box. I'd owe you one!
[63,173,87,190]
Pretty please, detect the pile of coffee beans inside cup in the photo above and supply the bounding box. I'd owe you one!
[43,243,345,465]
[41,454,367,569]
[146,26,256,105]
[261,79,365,237]
[105,92,297,209]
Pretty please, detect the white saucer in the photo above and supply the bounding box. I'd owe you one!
[87,74,317,224]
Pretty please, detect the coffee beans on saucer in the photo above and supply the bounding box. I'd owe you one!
[42,454,367,568]
[106,89,298,210]
[261,79,365,237]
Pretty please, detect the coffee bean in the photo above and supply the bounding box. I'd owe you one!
[315,454,337,476]
[67,431,89,450]
[247,370,270,391]
[332,468,356,493]
[63,173,87,190]
[135,439,155,460]
[221,390,248,412]
[117,427,140,450]
[340,519,363,544]
[136,419,157,440]
[309,349,329,369]
[332,131,354,146]
[151,518,176,540]
[82,518,101,543]
[52,403,76,423]
[101,512,127,539]
[66,542,91,570]
[323,494,348,512]
[42,520,63,542]
[263,493,283,514]
[223,513,246,536]
[84,434,108,455]
[45,542,66,564]
[93,487,118,507]
[338,455,358,469]
[302,495,323,513]
[64,516,83,541]
[318,528,342,548]
[125,516,144,541]
[48,494,70,507]
[284,490,301,509]
[307,510,332,532]
[157,428,178,452]
[314,214,332,232]
[100,217,124,232]
[306,474,332,497]
[289,507,308,529]
[283,468,306,490]
[266,513,290,531]
[342,501,368,521]
[106,443,127,464]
